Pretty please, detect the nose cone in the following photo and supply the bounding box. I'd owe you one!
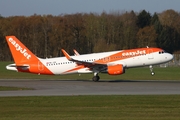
[166,53,173,61]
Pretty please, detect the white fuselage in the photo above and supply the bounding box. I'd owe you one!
[38,50,173,75]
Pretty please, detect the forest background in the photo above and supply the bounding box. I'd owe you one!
[0,9,180,61]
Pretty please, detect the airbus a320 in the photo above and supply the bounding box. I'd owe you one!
[6,36,173,81]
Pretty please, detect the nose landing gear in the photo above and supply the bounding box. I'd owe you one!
[149,65,155,76]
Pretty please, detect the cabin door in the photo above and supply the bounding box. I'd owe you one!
[148,49,153,59]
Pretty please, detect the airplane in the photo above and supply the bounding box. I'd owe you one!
[5,36,173,81]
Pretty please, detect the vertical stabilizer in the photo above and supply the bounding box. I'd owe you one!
[6,36,37,64]
[5,36,53,75]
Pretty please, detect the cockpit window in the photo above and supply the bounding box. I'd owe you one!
[159,50,166,54]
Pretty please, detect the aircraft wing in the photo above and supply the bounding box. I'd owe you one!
[61,49,107,69]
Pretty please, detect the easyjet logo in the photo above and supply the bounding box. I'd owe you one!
[8,38,31,60]
[122,50,146,56]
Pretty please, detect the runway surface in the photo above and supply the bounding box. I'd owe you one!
[0,79,180,96]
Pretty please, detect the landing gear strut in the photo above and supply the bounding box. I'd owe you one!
[92,72,100,82]
[149,65,155,76]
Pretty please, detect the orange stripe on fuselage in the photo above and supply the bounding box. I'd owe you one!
[94,48,161,64]
[63,65,85,74]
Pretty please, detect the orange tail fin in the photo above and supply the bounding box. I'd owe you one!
[6,36,37,64]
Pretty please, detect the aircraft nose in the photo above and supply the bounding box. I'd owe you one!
[166,53,173,61]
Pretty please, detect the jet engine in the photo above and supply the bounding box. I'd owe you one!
[107,64,125,75]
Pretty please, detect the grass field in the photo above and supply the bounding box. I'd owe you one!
[0,62,180,80]
[0,86,33,91]
[0,95,180,120]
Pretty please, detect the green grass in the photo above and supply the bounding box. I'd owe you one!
[0,86,33,91]
[0,95,180,120]
[0,61,180,80]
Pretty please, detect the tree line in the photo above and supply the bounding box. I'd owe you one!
[0,9,180,61]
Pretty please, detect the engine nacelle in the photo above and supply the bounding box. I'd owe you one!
[107,64,125,75]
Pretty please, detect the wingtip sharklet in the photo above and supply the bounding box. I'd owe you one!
[61,49,72,60]
[73,49,80,56]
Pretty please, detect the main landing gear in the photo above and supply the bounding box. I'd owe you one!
[149,65,155,76]
[92,72,100,82]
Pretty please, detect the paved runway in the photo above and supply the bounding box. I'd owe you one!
[0,79,180,96]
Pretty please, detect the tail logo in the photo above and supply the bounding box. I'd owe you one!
[8,37,31,60]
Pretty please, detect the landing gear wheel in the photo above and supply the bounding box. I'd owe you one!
[92,76,100,82]
[149,65,155,76]
[151,72,155,76]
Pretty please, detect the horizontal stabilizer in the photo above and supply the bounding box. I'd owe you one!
[6,64,29,71]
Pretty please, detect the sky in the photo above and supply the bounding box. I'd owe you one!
[0,0,180,17]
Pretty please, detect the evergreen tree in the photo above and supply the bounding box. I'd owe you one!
[137,10,151,28]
